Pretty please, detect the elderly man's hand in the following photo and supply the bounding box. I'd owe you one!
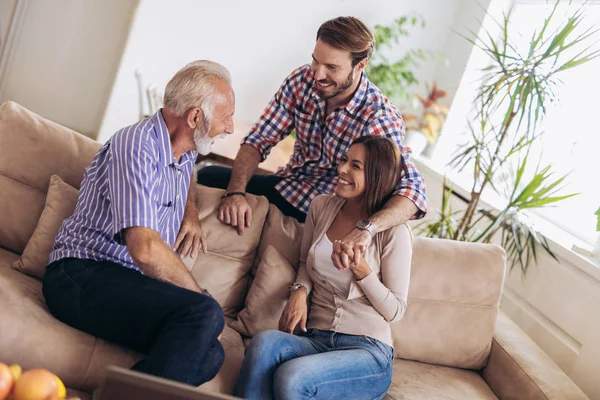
[218,195,253,235]
[174,214,207,258]
[331,228,372,270]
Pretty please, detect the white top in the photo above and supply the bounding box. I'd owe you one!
[313,235,354,298]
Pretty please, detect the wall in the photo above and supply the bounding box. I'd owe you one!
[98,0,484,142]
[413,158,600,399]
[0,0,138,137]
[0,0,18,54]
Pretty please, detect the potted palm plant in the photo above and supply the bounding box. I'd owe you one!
[418,2,599,274]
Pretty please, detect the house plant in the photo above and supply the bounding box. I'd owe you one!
[402,83,449,156]
[366,16,447,155]
[418,2,599,274]
[366,15,435,108]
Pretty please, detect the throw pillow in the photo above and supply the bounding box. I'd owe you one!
[12,175,78,278]
[229,245,296,337]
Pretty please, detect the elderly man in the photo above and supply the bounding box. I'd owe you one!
[197,17,427,269]
[42,61,235,386]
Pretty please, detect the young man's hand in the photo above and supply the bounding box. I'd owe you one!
[218,195,253,235]
[331,229,371,270]
[332,239,372,280]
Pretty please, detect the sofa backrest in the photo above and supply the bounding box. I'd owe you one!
[0,101,101,254]
[391,237,506,370]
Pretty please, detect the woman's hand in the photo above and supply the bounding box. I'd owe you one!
[349,256,372,281]
[278,289,308,334]
[332,240,372,280]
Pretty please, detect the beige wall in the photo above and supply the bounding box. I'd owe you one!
[98,0,489,142]
[0,0,489,142]
[0,0,138,137]
[0,0,18,54]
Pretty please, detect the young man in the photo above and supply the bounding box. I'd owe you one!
[197,16,427,268]
[43,61,235,386]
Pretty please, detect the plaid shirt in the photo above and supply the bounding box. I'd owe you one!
[241,64,427,217]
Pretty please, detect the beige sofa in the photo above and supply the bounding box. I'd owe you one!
[0,101,588,400]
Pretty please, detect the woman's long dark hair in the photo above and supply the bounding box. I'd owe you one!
[351,136,403,216]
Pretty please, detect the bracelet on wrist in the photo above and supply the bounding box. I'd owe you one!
[289,283,308,296]
[220,191,246,200]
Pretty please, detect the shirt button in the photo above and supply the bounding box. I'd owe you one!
[177,170,181,175]
[321,280,327,284]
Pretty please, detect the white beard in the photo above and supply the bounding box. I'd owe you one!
[194,131,227,156]
[194,134,213,155]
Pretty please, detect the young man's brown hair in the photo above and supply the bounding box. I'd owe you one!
[316,16,375,67]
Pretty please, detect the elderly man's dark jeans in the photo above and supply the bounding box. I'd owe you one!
[42,258,224,386]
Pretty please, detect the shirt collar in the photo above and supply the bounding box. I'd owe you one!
[310,71,369,117]
[152,109,197,169]
[344,72,369,116]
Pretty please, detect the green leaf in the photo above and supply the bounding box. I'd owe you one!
[555,50,600,72]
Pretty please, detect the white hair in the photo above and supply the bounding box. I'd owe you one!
[163,60,232,121]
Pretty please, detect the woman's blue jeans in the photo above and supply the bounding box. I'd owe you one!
[234,329,394,400]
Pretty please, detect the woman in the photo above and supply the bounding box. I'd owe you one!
[234,136,412,400]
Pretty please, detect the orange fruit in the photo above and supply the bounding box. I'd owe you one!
[8,365,21,382]
[0,363,13,400]
[12,369,66,400]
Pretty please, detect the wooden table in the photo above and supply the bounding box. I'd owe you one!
[198,119,295,173]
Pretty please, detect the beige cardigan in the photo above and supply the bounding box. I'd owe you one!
[294,194,412,346]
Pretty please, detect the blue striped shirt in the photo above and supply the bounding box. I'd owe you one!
[49,110,197,271]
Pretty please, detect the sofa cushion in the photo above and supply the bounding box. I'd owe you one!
[391,238,506,370]
[230,245,296,337]
[0,247,139,391]
[385,358,498,400]
[253,204,303,275]
[12,175,78,278]
[189,185,269,318]
[0,101,101,254]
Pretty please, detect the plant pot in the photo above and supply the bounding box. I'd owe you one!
[594,233,600,256]
[421,137,439,158]
[404,130,428,156]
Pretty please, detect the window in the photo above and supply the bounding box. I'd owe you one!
[436,0,600,245]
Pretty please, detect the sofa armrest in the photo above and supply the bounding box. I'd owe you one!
[480,312,588,400]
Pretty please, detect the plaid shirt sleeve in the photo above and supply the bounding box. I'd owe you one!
[363,116,428,219]
[240,68,302,161]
